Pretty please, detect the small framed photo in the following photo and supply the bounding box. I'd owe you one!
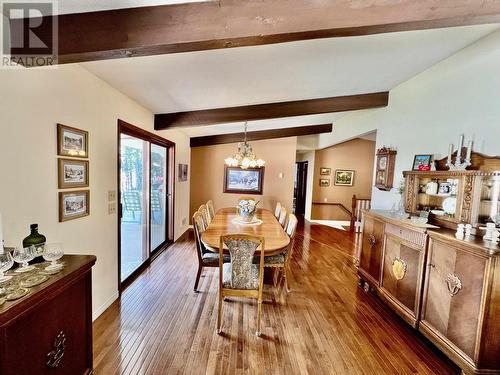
[319,179,330,187]
[412,154,433,171]
[320,167,331,176]
[334,170,355,186]
[178,164,188,182]
[59,190,90,222]
[58,158,89,189]
[57,124,89,158]
[224,166,264,195]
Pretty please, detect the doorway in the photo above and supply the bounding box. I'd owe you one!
[294,161,308,215]
[118,120,175,289]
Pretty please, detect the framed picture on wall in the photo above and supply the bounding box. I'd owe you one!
[320,167,331,175]
[319,179,330,187]
[59,190,90,222]
[57,124,89,158]
[223,166,264,194]
[58,158,89,189]
[334,170,355,186]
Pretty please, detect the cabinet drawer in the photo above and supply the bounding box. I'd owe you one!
[0,276,91,375]
[385,224,426,248]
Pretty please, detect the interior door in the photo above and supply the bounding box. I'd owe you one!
[150,143,168,252]
[294,161,308,215]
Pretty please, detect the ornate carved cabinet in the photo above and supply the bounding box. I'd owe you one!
[0,255,96,375]
[419,231,500,375]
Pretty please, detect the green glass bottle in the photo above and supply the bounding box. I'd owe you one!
[22,224,46,259]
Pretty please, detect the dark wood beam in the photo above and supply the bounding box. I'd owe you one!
[155,92,388,130]
[9,1,500,65]
[190,123,333,147]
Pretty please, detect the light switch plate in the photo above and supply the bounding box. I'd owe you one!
[108,190,116,202]
[108,202,116,215]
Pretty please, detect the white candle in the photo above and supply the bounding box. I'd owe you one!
[466,140,473,161]
[457,134,464,163]
[447,143,453,164]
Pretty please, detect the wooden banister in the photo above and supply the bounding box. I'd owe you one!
[350,195,371,232]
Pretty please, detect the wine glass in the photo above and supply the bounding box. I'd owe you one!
[13,246,35,273]
[42,243,64,271]
[0,252,14,282]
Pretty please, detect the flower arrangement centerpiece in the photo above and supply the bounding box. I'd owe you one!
[237,199,259,223]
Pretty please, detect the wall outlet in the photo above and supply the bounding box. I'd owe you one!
[279,172,284,179]
[108,202,116,215]
[182,217,187,226]
[324,197,328,202]
[108,190,116,202]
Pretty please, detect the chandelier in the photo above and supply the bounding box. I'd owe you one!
[224,122,265,169]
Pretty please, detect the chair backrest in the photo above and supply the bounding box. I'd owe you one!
[198,204,211,228]
[219,234,265,290]
[350,195,372,232]
[207,200,215,220]
[274,202,282,219]
[285,213,298,239]
[192,212,206,260]
[278,207,288,228]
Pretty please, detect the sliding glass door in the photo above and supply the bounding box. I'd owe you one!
[118,121,174,287]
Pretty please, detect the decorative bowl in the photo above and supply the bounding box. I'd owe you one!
[237,199,259,223]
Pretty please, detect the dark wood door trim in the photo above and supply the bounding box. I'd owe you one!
[156,92,388,129]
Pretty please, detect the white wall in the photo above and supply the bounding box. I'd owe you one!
[318,28,500,210]
[0,64,190,319]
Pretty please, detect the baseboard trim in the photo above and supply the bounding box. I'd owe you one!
[93,290,119,321]
[175,227,192,243]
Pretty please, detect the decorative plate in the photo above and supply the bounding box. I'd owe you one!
[6,287,30,301]
[20,274,48,288]
[442,197,457,215]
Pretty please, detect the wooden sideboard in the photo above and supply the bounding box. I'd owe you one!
[0,255,96,375]
[357,210,500,375]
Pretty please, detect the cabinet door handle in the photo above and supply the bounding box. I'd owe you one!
[368,234,377,247]
[46,331,66,368]
[445,274,462,296]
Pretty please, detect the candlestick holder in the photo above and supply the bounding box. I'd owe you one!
[447,148,471,171]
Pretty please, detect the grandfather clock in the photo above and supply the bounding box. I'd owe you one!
[375,147,397,191]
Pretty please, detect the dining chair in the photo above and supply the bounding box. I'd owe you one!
[198,204,211,228]
[278,206,288,228]
[207,200,215,221]
[274,202,282,219]
[264,213,298,293]
[217,234,265,337]
[192,212,229,292]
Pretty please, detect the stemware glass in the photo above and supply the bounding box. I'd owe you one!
[0,252,14,282]
[13,246,36,273]
[42,243,64,271]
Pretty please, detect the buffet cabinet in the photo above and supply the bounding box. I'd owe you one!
[358,210,500,375]
[0,255,96,375]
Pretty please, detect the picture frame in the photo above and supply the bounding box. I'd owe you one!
[178,164,188,182]
[319,179,330,187]
[223,166,264,195]
[412,154,433,171]
[320,167,331,176]
[334,170,355,186]
[57,123,89,158]
[59,190,90,222]
[58,158,89,189]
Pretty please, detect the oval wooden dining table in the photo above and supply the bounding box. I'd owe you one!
[201,207,290,255]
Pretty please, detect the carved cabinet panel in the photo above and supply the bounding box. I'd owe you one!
[358,214,385,288]
[420,237,487,365]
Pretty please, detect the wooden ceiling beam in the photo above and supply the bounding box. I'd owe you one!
[155,92,389,129]
[9,1,500,65]
[190,123,333,147]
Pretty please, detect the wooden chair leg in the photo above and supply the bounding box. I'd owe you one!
[256,299,262,337]
[217,292,223,334]
[193,265,203,292]
[283,266,291,293]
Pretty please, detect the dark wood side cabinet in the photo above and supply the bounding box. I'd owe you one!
[358,212,385,290]
[0,255,96,375]
[420,231,500,375]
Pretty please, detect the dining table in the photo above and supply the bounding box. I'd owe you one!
[201,207,290,256]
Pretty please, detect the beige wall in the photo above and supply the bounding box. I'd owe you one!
[312,138,375,219]
[0,64,191,320]
[190,137,297,218]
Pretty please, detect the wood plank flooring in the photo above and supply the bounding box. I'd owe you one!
[93,219,459,375]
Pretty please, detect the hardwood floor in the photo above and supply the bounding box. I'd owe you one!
[93,219,459,375]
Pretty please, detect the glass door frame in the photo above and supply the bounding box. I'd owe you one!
[117,119,175,291]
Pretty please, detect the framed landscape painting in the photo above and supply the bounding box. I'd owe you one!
[319,179,330,187]
[57,123,89,158]
[59,190,90,222]
[224,166,264,195]
[320,167,331,176]
[334,170,355,186]
[58,158,89,188]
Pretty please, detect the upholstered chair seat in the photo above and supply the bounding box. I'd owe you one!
[202,252,230,266]
[263,253,286,266]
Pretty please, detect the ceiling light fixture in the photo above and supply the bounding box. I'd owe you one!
[224,122,265,169]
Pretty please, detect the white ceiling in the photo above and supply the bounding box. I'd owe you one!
[81,24,499,137]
